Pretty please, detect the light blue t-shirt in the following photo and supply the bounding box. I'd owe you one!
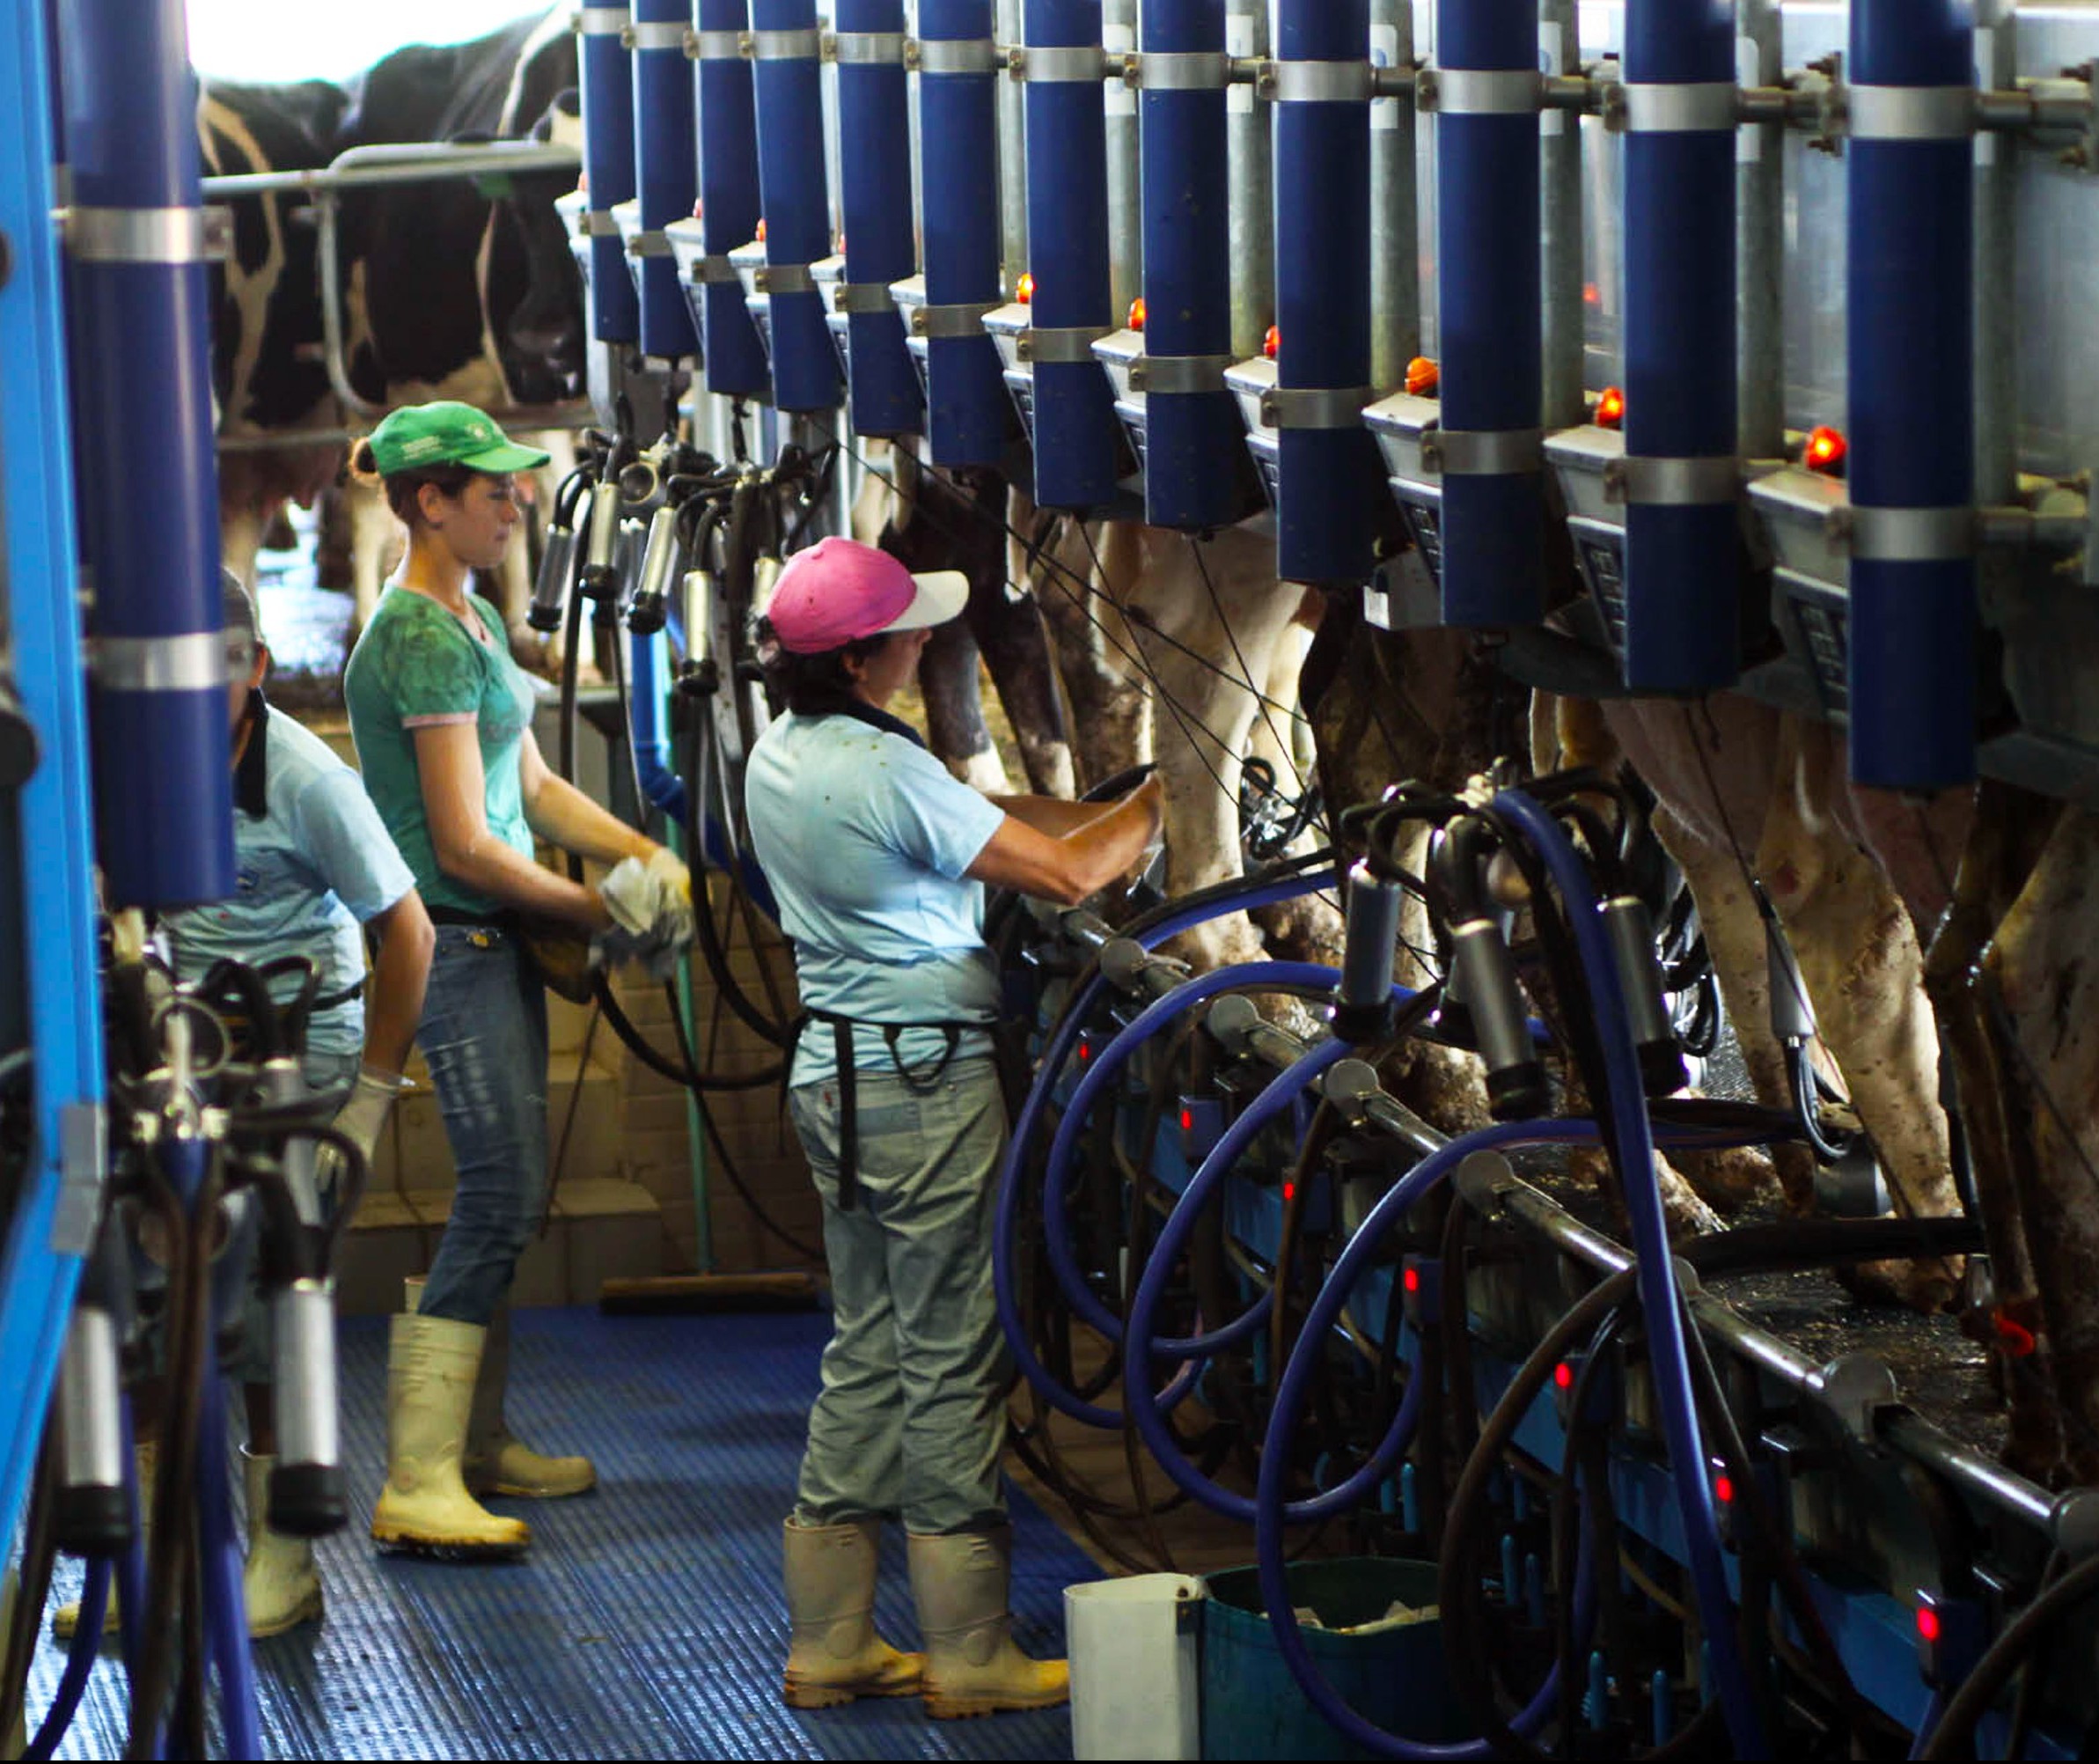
[744,711,1009,1088]
[162,702,417,1060]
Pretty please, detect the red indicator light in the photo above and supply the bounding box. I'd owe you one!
[1405,356,1439,397]
[1263,325,1280,360]
[1804,424,1847,474]
[1996,1312,2038,1357]
[1128,297,1147,332]
[1552,1362,1574,1392]
[1179,1108,1193,1135]
[1596,386,1626,429]
[1282,1180,1296,1203]
[1403,1267,1420,1295]
[1714,1474,1735,1506]
[755,217,767,243]
[1075,1040,1090,1064]
[1016,271,1034,305]
[1582,280,1601,307]
[1917,1606,1941,1644]
[836,230,847,255]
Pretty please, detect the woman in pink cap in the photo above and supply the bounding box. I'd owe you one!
[743,536,1163,1719]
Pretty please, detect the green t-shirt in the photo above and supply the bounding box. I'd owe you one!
[342,585,539,919]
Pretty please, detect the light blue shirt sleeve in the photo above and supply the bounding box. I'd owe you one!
[290,768,417,923]
[857,738,1009,880]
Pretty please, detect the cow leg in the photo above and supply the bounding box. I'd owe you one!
[1244,597,1338,962]
[915,618,1010,792]
[1759,719,1962,1311]
[958,478,1075,798]
[1031,517,1149,792]
[1986,807,2099,1481]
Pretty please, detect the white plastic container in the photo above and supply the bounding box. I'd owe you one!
[1065,1573,1207,1761]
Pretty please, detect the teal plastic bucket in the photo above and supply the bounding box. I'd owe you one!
[1200,1558,1465,1760]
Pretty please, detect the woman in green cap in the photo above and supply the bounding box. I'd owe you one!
[343,401,692,1554]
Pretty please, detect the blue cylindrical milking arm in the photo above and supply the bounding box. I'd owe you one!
[1139,0,1244,532]
[916,0,1009,466]
[751,0,842,411]
[1846,1,1976,791]
[61,0,233,908]
[1022,0,1119,510]
[1620,1,1738,692]
[630,0,700,361]
[695,0,773,400]
[578,5,642,343]
[1434,0,1543,628]
[833,0,924,437]
[1272,0,1378,584]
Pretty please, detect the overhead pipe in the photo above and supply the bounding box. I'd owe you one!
[1619,0,1739,692]
[1021,0,1120,509]
[750,0,843,411]
[61,0,233,908]
[577,5,642,344]
[629,0,700,362]
[832,0,924,437]
[910,0,1009,465]
[1271,0,1379,585]
[1846,0,1977,791]
[694,0,773,400]
[1431,0,1544,628]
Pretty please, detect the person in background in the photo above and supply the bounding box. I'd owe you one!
[743,536,1163,1720]
[342,401,692,1555]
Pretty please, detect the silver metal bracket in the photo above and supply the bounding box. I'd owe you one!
[1806,1352,1898,1444]
[1422,425,1544,477]
[50,1102,106,1258]
[1607,453,1740,507]
[688,27,745,61]
[1017,325,1110,364]
[753,261,816,296]
[910,37,1000,76]
[625,229,675,260]
[1009,44,1121,83]
[1259,384,1373,430]
[622,19,687,52]
[830,280,899,315]
[910,299,1002,339]
[750,26,821,61]
[829,31,906,66]
[1418,67,1542,115]
[66,205,231,267]
[1259,59,1375,106]
[1130,352,1234,395]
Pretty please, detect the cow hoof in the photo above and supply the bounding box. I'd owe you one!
[1671,1143,1787,1214]
[1834,1253,1964,1314]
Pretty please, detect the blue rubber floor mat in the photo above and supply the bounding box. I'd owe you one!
[27,1305,1096,1760]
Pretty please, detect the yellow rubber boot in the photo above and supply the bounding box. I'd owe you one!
[906,1528,1069,1720]
[51,1439,155,1639]
[370,1312,530,1555]
[781,1518,924,1709]
[241,1450,323,1637]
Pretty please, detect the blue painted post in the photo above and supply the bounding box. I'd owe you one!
[0,0,107,1566]
[1138,0,1244,531]
[579,4,642,342]
[1434,0,1543,626]
[630,0,701,361]
[694,0,773,399]
[1621,2,1738,692]
[833,0,923,436]
[1847,1,1976,790]
[751,0,842,411]
[915,0,1009,465]
[1022,1,1119,509]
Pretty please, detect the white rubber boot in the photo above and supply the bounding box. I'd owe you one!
[51,1439,155,1639]
[370,1312,531,1555]
[240,1449,322,1637]
[906,1527,1069,1720]
[781,1518,924,1709]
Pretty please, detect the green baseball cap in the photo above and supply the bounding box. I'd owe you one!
[366,401,552,476]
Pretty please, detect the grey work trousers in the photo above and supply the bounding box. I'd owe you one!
[787,1055,1010,1536]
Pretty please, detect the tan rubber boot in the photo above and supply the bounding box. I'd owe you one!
[370,1312,531,1555]
[51,1439,155,1639]
[240,1449,323,1637]
[906,1527,1069,1719]
[782,1518,924,1709]
[405,1279,593,1499]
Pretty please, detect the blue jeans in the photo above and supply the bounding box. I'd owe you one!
[788,1055,1010,1536]
[414,922,549,1327]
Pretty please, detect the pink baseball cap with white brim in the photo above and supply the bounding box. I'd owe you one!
[761,536,970,654]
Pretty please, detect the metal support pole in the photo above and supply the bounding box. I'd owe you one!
[834,0,924,436]
[1973,0,2017,507]
[1224,0,1271,363]
[1538,0,1583,429]
[1369,0,1420,395]
[996,0,1029,295]
[1736,0,1784,460]
[1103,0,1141,322]
[694,0,773,400]
[631,0,701,361]
[752,0,843,410]
[1846,0,1977,791]
[579,4,642,342]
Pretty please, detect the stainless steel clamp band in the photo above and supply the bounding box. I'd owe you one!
[690,28,745,61]
[1016,45,1114,82]
[913,37,999,76]
[1269,59,1373,105]
[1425,425,1545,476]
[1427,67,1542,115]
[68,206,224,266]
[1614,453,1739,506]
[1260,385,1374,430]
[911,298,1002,338]
[1847,83,1975,142]
[833,31,906,65]
[1134,50,1228,91]
[576,6,627,37]
[584,208,622,238]
[1846,503,1976,561]
[624,20,687,52]
[752,27,821,61]
[831,281,899,314]
[690,253,740,284]
[92,633,225,693]
[626,229,676,259]
[1128,352,1235,394]
[1018,325,1110,364]
[755,261,816,296]
[1619,81,1738,134]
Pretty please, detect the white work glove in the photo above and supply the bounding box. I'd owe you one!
[599,850,694,952]
[598,854,657,937]
[589,921,684,982]
[642,846,694,949]
[312,1065,406,1203]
